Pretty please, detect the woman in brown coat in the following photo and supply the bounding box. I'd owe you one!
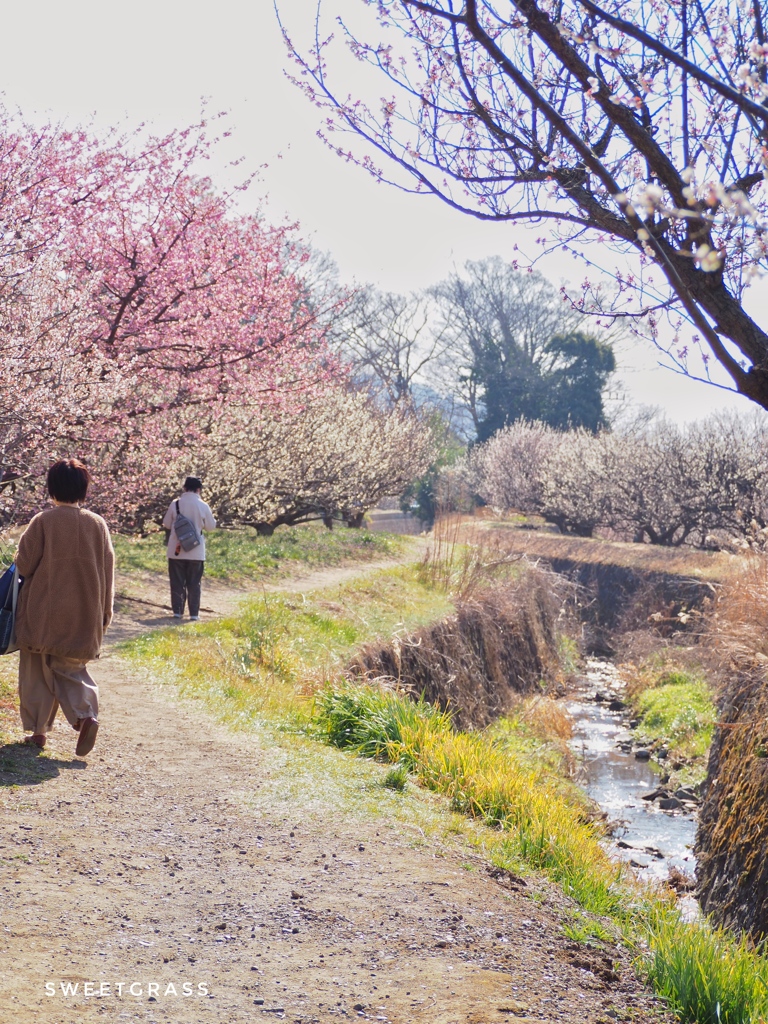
[16,459,114,757]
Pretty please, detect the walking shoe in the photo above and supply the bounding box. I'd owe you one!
[75,717,99,757]
[23,734,46,749]
[173,613,182,619]
[189,615,200,621]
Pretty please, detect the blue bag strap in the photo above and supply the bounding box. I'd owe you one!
[11,564,18,618]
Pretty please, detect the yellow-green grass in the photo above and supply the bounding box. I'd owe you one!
[112,523,408,582]
[561,913,614,945]
[122,565,455,731]
[317,683,768,1024]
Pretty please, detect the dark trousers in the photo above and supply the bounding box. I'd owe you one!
[168,559,205,617]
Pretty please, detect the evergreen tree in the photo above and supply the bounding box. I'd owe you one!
[433,260,615,441]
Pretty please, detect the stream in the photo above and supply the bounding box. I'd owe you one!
[567,659,698,890]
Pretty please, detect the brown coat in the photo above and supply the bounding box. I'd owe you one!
[15,506,115,662]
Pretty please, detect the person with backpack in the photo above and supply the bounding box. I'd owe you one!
[15,458,114,756]
[162,477,216,621]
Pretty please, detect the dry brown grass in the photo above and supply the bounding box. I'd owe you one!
[488,693,579,784]
[429,515,730,654]
[466,518,738,581]
[516,694,574,742]
[706,555,768,673]
[418,513,523,598]
[347,565,569,731]
[696,553,768,939]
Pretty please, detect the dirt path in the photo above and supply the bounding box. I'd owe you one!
[109,556,426,644]
[0,563,673,1024]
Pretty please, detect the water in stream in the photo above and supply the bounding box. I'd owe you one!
[567,659,698,885]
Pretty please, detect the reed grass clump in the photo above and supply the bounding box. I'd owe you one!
[416,513,522,597]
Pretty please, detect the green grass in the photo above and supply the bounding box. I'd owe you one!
[645,910,768,1024]
[633,676,717,762]
[562,913,615,946]
[623,665,718,788]
[113,523,407,581]
[383,764,409,791]
[122,565,454,730]
[318,685,451,759]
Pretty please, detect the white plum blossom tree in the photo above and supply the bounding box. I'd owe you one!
[281,0,768,408]
[470,419,559,514]
[472,414,768,546]
[186,387,436,534]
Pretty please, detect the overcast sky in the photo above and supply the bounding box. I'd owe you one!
[0,0,755,422]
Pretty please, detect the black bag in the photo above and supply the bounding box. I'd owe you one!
[173,501,202,553]
[0,563,21,655]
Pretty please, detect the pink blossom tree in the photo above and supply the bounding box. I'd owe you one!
[280,0,768,408]
[0,108,342,527]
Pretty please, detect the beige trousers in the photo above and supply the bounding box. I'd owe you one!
[18,648,99,735]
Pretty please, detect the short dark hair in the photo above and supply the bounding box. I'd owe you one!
[48,459,91,504]
[183,476,203,492]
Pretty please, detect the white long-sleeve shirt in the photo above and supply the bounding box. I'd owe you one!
[162,492,217,561]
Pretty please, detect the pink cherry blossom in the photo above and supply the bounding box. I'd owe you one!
[0,108,343,527]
